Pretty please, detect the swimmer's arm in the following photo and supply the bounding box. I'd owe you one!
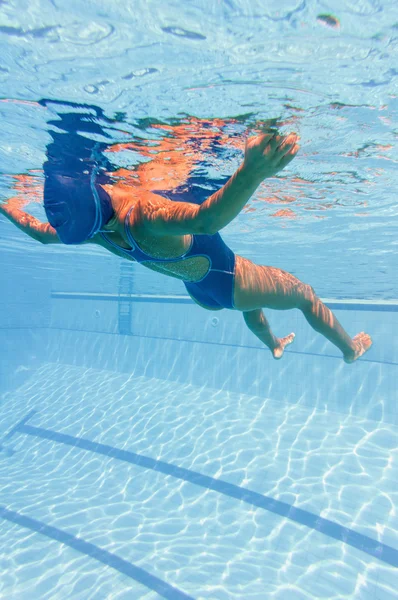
[137,133,299,236]
[0,202,60,244]
[134,168,264,237]
[198,133,299,233]
[136,166,269,236]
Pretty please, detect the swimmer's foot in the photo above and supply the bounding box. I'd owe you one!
[272,333,295,359]
[343,332,372,364]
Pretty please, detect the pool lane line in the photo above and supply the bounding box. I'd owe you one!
[2,410,37,441]
[5,411,397,569]
[0,506,194,600]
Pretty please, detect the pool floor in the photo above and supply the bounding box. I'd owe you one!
[0,363,397,599]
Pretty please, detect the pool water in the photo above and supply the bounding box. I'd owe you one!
[1,0,397,598]
[0,359,397,599]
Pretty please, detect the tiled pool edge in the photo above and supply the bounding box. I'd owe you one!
[51,292,398,312]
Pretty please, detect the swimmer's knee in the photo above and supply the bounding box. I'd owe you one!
[298,284,317,311]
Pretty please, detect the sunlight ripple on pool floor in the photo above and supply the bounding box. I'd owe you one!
[0,363,396,599]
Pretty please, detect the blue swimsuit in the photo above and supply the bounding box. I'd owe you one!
[101,208,236,310]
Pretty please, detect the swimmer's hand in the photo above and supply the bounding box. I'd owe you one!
[243,132,299,181]
[0,200,59,244]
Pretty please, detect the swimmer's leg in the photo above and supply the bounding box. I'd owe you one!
[234,257,372,363]
[243,308,295,360]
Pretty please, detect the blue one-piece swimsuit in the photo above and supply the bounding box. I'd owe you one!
[101,207,236,310]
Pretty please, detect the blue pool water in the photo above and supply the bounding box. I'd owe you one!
[0,0,397,598]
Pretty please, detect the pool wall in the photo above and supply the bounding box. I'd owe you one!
[1,248,397,425]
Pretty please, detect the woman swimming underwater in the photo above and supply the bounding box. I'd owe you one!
[0,103,372,363]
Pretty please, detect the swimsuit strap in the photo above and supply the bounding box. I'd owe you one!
[99,232,135,258]
[123,206,195,264]
[99,207,194,264]
[124,206,138,251]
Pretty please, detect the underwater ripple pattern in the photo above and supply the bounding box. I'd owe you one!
[0,363,397,599]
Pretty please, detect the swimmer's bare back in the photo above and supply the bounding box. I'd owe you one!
[0,133,372,362]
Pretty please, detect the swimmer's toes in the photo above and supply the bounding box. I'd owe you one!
[283,332,295,347]
[356,332,372,353]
